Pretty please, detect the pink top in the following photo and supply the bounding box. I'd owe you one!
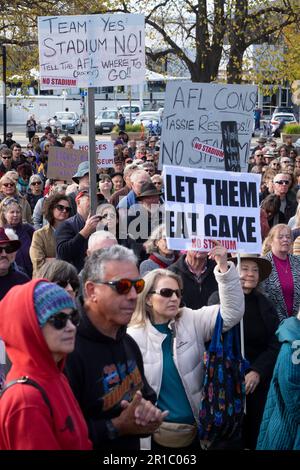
[273,254,294,316]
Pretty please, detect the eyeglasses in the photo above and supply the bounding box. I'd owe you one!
[2,183,15,187]
[0,245,16,254]
[95,278,145,295]
[2,156,12,160]
[31,181,42,186]
[150,288,182,298]
[47,309,80,330]
[274,180,290,185]
[56,279,79,294]
[54,204,71,213]
[27,146,33,149]
[255,154,264,157]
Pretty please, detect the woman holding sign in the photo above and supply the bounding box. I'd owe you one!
[128,243,244,451]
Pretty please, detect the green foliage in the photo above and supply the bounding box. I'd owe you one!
[125,124,142,132]
[112,124,143,132]
[283,123,300,134]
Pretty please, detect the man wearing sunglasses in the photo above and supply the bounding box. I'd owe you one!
[272,173,297,223]
[56,189,101,272]
[65,245,168,450]
[0,149,14,177]
[0,227,29,301]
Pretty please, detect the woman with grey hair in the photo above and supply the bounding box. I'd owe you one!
[26,174,44,212]
[128,243,244,451]
[139,224,177,276]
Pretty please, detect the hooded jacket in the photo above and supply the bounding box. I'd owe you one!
[257,317,300,450]
[0,280,92,450]
[65,301,157,451]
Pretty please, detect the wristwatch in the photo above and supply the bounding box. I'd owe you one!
[105,419,119,440]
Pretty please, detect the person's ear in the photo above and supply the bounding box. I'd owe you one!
[85,281,97,301]
[146,295,152,307]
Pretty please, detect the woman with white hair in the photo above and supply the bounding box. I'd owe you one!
[26,174,44,212]
[139,224,177,276]
[128,243,244,451]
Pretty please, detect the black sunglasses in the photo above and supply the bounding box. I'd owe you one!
[57,279,79,293]
[0,245,16,254]
[47,309,80,330]
[31,181,42,186]
[274,180,289,185]
[54,204,71,213]
[95,278,145,295]
[150,288,182,298]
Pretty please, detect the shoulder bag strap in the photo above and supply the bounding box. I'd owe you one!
[0,376,53,417]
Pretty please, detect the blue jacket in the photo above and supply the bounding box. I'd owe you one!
[256,317,300,450]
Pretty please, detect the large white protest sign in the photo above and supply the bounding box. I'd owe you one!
[159,82,257,171]
[74,141,114,168]
[38,14,145,89]
[163,165,261,253]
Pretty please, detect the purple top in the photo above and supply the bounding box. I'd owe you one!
[273,254,294,316]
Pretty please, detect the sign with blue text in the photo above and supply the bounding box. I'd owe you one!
[38,14,145,89]
[163,165,261,253]
[159,82,257,171]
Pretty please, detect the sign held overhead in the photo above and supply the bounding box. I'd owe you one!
[38,14,145,89]
[159,82,257,171]
[163,165,262,253]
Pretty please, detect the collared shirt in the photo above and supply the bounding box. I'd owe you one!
[185,258,207,282]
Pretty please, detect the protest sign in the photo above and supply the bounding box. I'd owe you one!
[38,13,145,89]
[74,141,114,168]
[221,121,241,172]
[159,82,257,171]
[47,147,89,181]
[163,165,261,253]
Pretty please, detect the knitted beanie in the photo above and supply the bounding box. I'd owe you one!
[34,281,75,327]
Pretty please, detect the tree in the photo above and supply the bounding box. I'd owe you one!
[105,0,300,83]
[0,1,299,85]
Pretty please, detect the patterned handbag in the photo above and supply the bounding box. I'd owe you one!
[198,311,248,449]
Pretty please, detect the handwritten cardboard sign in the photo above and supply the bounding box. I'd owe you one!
[38,13,145,89]
[47,147,89,181]
[159,82,257,171]
[74,141,114,168]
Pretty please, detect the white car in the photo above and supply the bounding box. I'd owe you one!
[133,111,162,135]
[270,112,297,137]
[95,109,119,134]
[49,112,82,134]
[119,104,141,123]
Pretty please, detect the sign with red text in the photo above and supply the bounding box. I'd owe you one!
[163,165,261,253]
[74,141,114,168]
[38,13,145,89]
[159,82,257,171]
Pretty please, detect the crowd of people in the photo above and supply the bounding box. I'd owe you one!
[0,125,299,451]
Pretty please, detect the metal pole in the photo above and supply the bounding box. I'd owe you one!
[2,45,7,142]
[128,85,132,123]
[87,88,97,216]
[237,252,246,413]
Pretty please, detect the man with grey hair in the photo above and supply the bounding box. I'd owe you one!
[65,245,167,450]
[117,169,150,210]
[110,162,139,208]
[87,230,118,256]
